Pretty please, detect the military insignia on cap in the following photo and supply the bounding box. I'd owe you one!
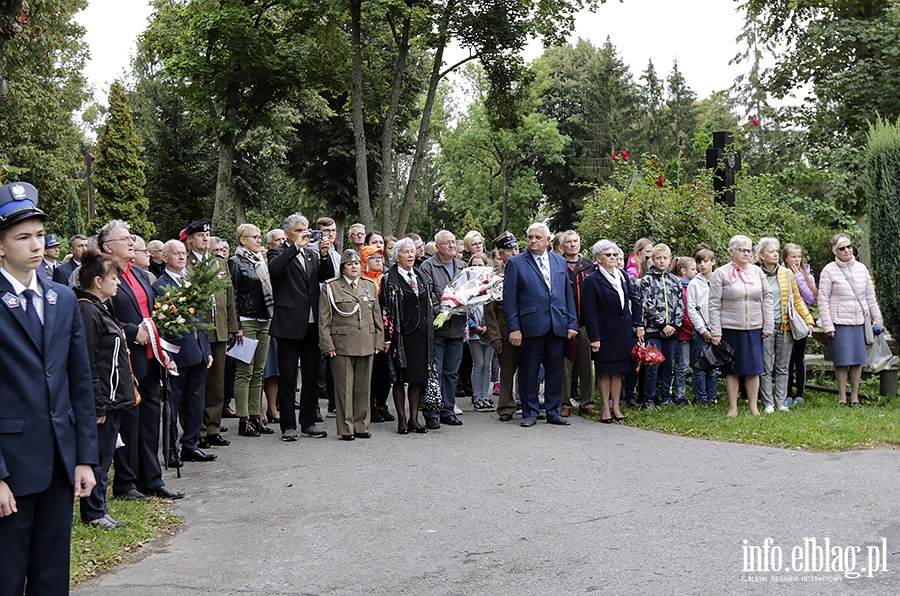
[11,184,26,199]
[2,292,19,309]
[46,289,57,305]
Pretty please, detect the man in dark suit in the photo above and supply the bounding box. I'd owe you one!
[0,181,98,594]
[502,222,578,427]
[183,219,239,447]
[268,212,335,442]
[154,240,216,467]
[53,233,88,286]
[101,219,184,501]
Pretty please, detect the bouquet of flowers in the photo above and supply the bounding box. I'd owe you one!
[434,266,503,328]
[151,254,231,337]
[631,340,665,370]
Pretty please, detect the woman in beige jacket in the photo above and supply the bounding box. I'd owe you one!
[709,235,774,417]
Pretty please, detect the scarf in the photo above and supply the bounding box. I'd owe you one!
[360,245,384,292]
[236,245,274,317]
[728,260,755,285]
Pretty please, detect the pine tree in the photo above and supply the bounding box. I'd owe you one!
[63,185,84,239]
[92,80,154,238]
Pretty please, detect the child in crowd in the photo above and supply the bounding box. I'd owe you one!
[687,248,719,405]
[673,256,697,405]
[467,253,496,412]
[638,244,684,407]
[783,243,817,406]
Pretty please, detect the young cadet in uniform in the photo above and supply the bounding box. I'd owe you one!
[0,181,98,594]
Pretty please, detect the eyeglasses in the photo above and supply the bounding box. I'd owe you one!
[734,247,753,254]
[600,252,617,258]
[438,240,457,246]
[837,245,853,252]
[350,232,366,237]
[107,235,136,244]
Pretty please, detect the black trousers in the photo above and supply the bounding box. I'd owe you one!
[168,362,207,456]
[113,360,164,494]
[275,326,321,431]
[788,336,808,398]
[81,408,123,522]
[0,455,72,596]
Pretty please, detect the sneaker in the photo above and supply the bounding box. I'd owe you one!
[515,406,523,415]
[643,401,655,410]
[764,405,775,414]
[301,425,328,438]
[784,397,794,407]
[326,407,337,418]
[777,405,790,412]
[793,397,804,405]
[492,383,500,396]
[474,399,495,412]
[453,405,464,415]
[281,429,298,442]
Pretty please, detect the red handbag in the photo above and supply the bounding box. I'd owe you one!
[631,341,666,370]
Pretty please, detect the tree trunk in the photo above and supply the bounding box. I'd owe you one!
[500,164,509,231]
[378,16,411,235]
[350,0,374,230]
[234,184,246,225]
[213,136,234,232]
[396,1,456,237]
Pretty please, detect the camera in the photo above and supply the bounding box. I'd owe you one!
[309,230,323,242]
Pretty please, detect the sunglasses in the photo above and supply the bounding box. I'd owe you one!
[837,245,853,252]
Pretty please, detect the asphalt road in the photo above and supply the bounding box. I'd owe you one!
[74,403,900,595]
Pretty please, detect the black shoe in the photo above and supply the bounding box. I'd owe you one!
[266,411,280,424]
[198,437,210,449]
[498,413,513,422]
[546,414,571,426]
[378,408,395,422]
[239,420,260,437]
[254,419,275,434]
[219,425,228,433]
[115,488,150,501]
[425,419,441,430]
[520,417,537,427]
[440,415,463,426]
[181,448,217,462]
[354,432,372,439]
[167,454,183,468]
[370,408,385,423]
[145,485,185,500]
[341,434,355,441]
[206,434,231,446]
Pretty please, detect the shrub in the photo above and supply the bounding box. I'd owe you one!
[866,118,900,336]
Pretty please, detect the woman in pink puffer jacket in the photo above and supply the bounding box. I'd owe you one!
[818,233,884,406]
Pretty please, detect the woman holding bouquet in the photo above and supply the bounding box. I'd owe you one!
[381,238,433,434]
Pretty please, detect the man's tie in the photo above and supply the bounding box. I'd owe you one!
[22,289,43,350]
[538,254,551,289]
[407,271,419,295]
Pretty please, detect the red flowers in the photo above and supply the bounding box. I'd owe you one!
[612,150,629,162]
[656,176,665,187]
[748,116,760,127]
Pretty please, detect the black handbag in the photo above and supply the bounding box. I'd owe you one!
[695,340,735,372]
[422,365,443,411]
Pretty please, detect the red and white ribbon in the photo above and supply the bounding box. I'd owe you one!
[143,318,181,375]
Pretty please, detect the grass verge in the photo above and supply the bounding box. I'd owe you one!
[584,389,900,451]
[71,497,182,585]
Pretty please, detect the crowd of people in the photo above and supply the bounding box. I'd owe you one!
[0,178,885,592]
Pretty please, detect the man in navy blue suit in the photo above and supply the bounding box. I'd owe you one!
[153,240,216,467]
[502,222,578,427]
[0,181,98,594]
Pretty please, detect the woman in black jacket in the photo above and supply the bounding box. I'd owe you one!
[77,249,138,530]
[381,238,433,434]
[229,224,274,436]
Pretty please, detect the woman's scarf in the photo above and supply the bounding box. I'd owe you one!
[360,245,384,292]
[236,245,274,316]
[728,260,755,285]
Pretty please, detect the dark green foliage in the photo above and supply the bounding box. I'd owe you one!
[92,81,153,238]
[63,184,83,239]
[866,118,900,336]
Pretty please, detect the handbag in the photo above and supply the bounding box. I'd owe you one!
[838,265,875,345]
[421,365,443,411]
[785,272,810,341]
[695,339,735,372]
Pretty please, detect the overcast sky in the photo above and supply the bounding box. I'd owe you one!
[76,0,747,101]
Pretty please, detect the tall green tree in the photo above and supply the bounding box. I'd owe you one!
[866,118,900,336]
[143,0,343,232]
[0,0,89,231]
[92,81,153,238]
[534,38,642,229]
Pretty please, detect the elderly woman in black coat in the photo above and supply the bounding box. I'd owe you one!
[581,239,644,423]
